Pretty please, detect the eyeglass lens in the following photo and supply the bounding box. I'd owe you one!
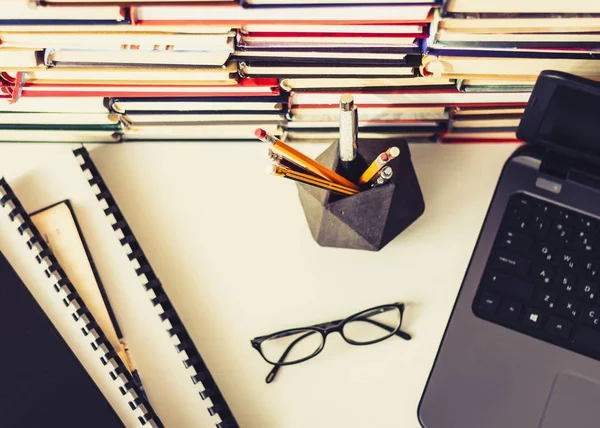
[260,328,324,365]
[342,305,402,344]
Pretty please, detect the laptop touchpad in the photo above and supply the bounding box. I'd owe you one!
[539,373,600,428]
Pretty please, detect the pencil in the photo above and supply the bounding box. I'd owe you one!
[266,148,320,178]
[269,164,359,197]
[255,128,360,191]
[358,152,389,186]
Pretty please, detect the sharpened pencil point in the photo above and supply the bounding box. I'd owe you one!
[255,128,267,139]
[266,163,277,174]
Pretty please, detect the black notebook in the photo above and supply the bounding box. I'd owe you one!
[0,146,238,428]
[0,227,121,427]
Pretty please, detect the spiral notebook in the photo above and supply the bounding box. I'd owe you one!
[0,179,160,427]
[2,146,238,428]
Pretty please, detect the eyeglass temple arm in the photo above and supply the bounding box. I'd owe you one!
[265,330,317,384]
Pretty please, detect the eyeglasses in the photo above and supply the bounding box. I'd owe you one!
[251,302,410,383]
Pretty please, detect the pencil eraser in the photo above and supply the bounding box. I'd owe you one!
[255,128,266,139]
[389,147,400,157]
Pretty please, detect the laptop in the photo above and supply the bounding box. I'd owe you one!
[419,70,600,428]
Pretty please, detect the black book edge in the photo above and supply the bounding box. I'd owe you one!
[0,178,162,428]
[72,146,239,428]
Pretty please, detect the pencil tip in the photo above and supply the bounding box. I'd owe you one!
[255,128,267,139]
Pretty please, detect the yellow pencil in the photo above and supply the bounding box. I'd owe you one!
[255,128,360,191]
[269,164,359,196]
[358,146,400,186]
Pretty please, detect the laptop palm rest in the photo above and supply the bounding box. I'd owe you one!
[539,373,600,428]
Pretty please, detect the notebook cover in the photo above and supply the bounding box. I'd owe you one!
[0,179,161,427]
[0,75,280,99]
[107,95,287,114]
[0,8,130,26]
[427,48,600,59]
[239,0,441,8]
[132,4,435,25]
[72,147,239,428]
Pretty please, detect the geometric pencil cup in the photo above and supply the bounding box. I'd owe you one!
[297,138,425,251]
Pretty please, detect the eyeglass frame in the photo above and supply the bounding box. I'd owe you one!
[251,302,410,383]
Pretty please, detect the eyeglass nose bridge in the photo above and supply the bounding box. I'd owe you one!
[314,319,345,336]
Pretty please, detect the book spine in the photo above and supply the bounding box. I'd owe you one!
[0,177,161,428]
[72,147,239,428]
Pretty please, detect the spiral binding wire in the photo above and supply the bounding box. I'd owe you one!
[0,177,160,428]
[73,147,239,428]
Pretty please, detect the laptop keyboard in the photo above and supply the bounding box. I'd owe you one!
[473,192,600,361]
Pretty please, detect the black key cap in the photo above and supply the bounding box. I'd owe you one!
[531,215,551,238]
[499,301,522,322]
[533,290,557,311]
[484,272,535,302]
[557,208,578,225]
[572,326,600,355]
[523,307,544,329]
[556,296,580,319]
[582,259,599,280]
[578,216,597,232]
[577,281,598,301]
[509,194,534,212]
[534,242,555,264]
[544,316,572,340]
[574,230,594,251]
[478,292,500,314]
[555,272,577,293]
[490,250,531,276]
[558,249,577,271]
[531,264,555,286]
[498,229,532,253]
[535,200,556,217]
[581,304,600,328]
[550,223,573,245]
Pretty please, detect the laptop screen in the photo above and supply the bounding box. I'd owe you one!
[538,85,600,158]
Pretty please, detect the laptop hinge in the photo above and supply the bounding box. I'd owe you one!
[539,150,571,180]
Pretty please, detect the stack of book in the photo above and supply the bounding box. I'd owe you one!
[1,0,599,144]
[0,0,284,142]
[424,0,600,143]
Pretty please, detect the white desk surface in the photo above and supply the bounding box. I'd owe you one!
[0,141,519,428]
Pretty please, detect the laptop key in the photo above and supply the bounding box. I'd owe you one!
[532,216,551,237]
[534,242,555,264]
[498,230,532,253]
[556,296,580,319]
[581,304,600,328]
[533,290,557,311]
[499,300,522,322]
[484,272,535,302]
[478,293,500,314]
[558,249,577,270]
[545,316,573,340]
[490,250,531,276]
[531,264,555,286]
[577,281,598,301]
[556,272,577,293]
[523,307,544,329]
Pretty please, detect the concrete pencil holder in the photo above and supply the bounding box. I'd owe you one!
[297,138,425,251]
